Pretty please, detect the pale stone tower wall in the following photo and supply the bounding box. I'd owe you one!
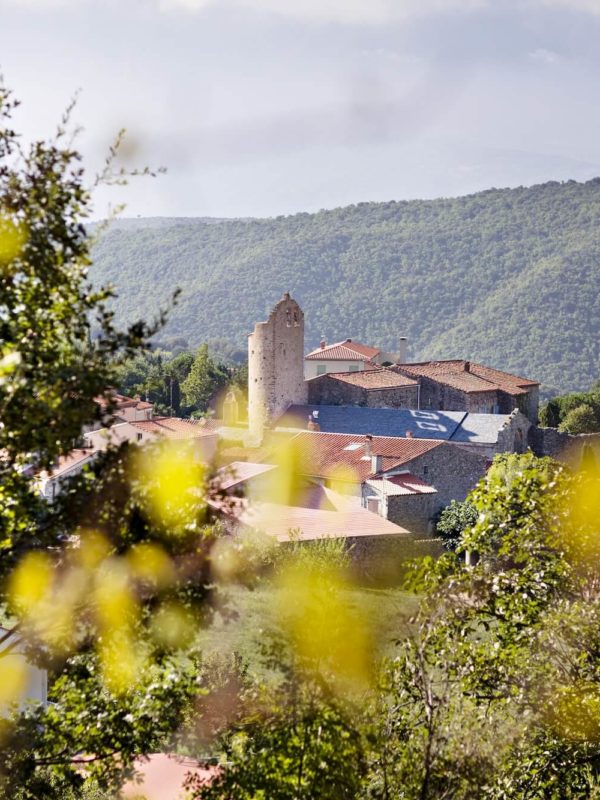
[248,292,308,440]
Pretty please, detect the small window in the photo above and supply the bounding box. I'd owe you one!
[317,365,326,375]
[137,432,143,442]
[343,443,362,451]
[348,364,359,372]
[423,465,429,476]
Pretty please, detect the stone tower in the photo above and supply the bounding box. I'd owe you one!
[248,292,307,441]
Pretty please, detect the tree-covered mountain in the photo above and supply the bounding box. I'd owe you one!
[90,178,600,396]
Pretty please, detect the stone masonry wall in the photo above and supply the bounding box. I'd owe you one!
[386,493,437,535]
[400,443,488,514]
[307,375,418,409]
[248,293,308,441]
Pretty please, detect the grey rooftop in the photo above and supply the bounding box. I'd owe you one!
[279,405,513,445]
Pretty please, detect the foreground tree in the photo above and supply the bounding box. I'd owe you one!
[0,85,227,798]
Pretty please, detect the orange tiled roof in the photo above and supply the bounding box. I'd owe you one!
[305,339,380,361]
[47,448,96,479]
[96,392,153,410]
[290,431,442,482]
[219,461,277,490]
[395,360,539,396]
[309,367,418,389]
[238,500,411,542]
[365,473,438,496]
[130,417,218,440]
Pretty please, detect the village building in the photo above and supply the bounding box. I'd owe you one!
[40,402,219,502]
[307,366,419,409]
[392,360,540,422]
[0,627,48,710]
[285,430,488,530]
[278,405,532,460]
[304,337,404,379]
[84,416,218,460]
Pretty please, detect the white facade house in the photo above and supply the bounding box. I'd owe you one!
[0,627,48,710]
[304,338,400,379]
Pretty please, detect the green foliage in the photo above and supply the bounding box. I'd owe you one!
[435,499,478,551]
[181,344,230,412]
[540,381,600,431]
[558,403,599,434]
[90,179,600,394]
[0,86,219,798]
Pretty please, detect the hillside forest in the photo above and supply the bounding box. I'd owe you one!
[91,178,600,397]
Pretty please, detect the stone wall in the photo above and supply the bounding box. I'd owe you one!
[248,293,307,441]
[344,534,443,585]
[307,374,418,409]
[530,427,600,466]
[496,409,532,454]
[386,493,437,535]
[401,443,488,513]
[413,377,497,414]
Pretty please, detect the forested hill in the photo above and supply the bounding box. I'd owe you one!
[90,179,600,395]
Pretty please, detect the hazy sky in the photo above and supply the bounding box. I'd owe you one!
[1,0,599,217]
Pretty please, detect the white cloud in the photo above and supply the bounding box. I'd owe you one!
[535,0,600,14]
[158,0,488,25]
[529,47,560,63]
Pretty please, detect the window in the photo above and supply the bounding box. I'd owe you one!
[423,465,429,476]
[137,433,143,442]
[348,364,359,372]
[343,443,362,451]
[316,364,326,375]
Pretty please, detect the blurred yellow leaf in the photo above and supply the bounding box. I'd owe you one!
[0,214,27,267]
[276,560,372,689]
[0,658,26,706]
[99,631,146,695]
[151,601,195,649]
[128,543,175,589]
[9,552,53,615]
[132,440,205,531]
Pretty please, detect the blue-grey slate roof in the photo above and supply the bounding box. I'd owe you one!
[280,405,511,445]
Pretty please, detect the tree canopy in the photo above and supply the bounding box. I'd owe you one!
[90,178,600,396]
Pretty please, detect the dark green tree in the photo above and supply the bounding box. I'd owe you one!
[181,344,230,413]
[435,499,478,551]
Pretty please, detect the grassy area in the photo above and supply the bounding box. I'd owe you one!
[199,581,418,677]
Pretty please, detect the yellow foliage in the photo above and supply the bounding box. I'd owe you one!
[0,659,27,706]
[132,440,206,531]
[275,560,372,689]
[128,543,175,589]
[151,601,195,649]
[9,552,53,615]
[0,214,27,267]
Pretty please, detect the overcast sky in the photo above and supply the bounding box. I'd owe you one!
[1,0,599,217]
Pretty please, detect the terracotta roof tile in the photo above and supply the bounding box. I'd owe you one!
[130,417,218,440]
[395,360,539,396]
[46,448,96,479]
[219,461,277,490]
[289,431,442,482]
[365,474,438,496]
[238,501,411,542]
[309,367,418,389]
[305,339,380,361]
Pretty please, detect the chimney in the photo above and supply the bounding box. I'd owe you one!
[405,430,414,438]
[364,434,373,458]
[346,338,352,343]
[398,336,407,364]
[320,337,326,349]
[464,361,470,372]
[371,454,383,474]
